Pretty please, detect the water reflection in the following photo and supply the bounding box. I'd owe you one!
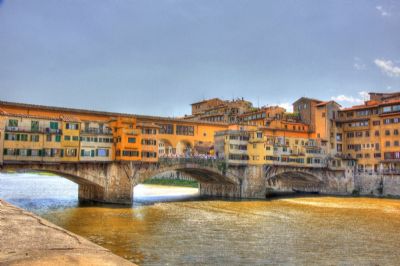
[1,173,400,265]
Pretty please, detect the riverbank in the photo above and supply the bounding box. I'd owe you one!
[142,178,198,188]
[0,199,134,266]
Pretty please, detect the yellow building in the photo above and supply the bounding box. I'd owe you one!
[60,117,81,162]
[337,94,400,172]
[79,120,113,162]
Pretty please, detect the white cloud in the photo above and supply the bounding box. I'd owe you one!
[374,59,400,77]
[353,57,366,70]
[331,91,369,106]
[270,102,293,112]
[278,102,293,112]
[376,6,390,16]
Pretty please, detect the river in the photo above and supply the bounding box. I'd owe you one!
[1,173,400,265]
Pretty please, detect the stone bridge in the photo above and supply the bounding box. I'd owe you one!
[0,159,356,204]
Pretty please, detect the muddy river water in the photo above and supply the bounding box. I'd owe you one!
[1,173,400,265]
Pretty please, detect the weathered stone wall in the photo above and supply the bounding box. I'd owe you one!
[354,174,400,197]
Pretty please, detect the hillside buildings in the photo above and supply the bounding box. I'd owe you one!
[0,91,399,173]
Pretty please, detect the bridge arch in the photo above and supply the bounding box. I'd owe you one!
[127,159,242,198]
[265,166,326,194]
[1,162,133,204]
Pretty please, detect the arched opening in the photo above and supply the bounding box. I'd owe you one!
[176,140,193,156]
[266,171,324,196]
[0,168,106,210]
[0,171,80,212]
[158,139,175,157]
[134,166,241,202]
[134,170,200,202]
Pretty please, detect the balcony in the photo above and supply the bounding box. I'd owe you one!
[123,129,141,135]
[81,128,113,135]
[44,128,63,134]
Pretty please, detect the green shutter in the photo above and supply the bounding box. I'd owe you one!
[4,133,8,140]
[3,149,7,155]
[55,135,61,142]
[16,134,20,141]
[27,149,32,156]
[81,149,84,156]
[91,150,95,157]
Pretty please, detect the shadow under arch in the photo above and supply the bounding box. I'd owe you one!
[266,170,325,193]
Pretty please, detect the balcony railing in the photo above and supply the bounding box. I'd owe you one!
[5,126,62,134]
[81,128,113,135]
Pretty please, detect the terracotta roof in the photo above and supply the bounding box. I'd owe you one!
[293,97,323,105]
[190,98,223,105]
[60,115,81,122]
[315,100,341,107]
[0,111,61,121]
[0,100,228,126]
[137,122,160,128]
[341,98,400,112]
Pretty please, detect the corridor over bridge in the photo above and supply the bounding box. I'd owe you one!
[0,100,357,203]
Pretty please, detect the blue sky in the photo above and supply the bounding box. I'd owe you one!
[1,0,399,115]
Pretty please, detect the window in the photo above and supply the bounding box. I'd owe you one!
[176,125,194,136]
[141,139,157,145]
[31,121,39,131]
[65,148,77,157]
[31,135,39,142]
[395,141,400,147]
[55,135,61,142]
[395,129,399,135]
[141,151,157,158]
[373,121,380,126]
[8,119,18,127]
[64,136,71,141]
[50,122,58,130]
[20,134,28,141]
[66,123,79,130]
[385,141,391,147]
[46,135,52,141]
[142,128,157,134]
[385,130,390,136]
[97,149,109,157]
[122,150,139,157]
[72,136,79,141]
[375,130,380,137]
[128,137,136,143]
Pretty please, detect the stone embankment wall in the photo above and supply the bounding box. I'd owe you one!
[354,174,400,197]
[0,199,134,266]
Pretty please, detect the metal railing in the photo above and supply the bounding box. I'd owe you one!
[5,126,62,134]
[81,128,113,135]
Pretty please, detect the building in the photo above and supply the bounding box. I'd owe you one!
[214,128,250,164]
[238,106,286,126]
[336,94,400,172]
[188,98,253,123]
[0,100,229,165]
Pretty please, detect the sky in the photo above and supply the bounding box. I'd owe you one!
[1,0,399,116]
